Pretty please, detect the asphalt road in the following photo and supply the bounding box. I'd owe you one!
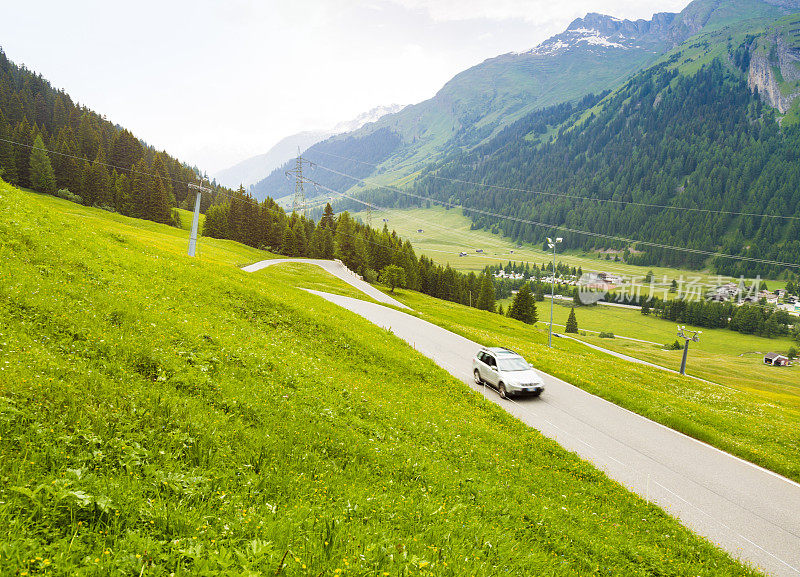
[242,258,409,309]
[307,289,800,577]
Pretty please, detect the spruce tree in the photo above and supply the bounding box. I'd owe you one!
[281,226,296,256]
[130,159,149,219]
[641,299,652,316]
[565,307,579,333]
[321,227,335,259]
[508,282,537,324]
[29,134,56,194]
[476,273,496,312]
[292,219,307,257]
[309,226,325,258]
[0,116,18,183]
[319,202,336,230]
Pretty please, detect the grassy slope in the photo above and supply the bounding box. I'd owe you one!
[264,262,800,486]
[379,289,800,483]
[0,185,760,575]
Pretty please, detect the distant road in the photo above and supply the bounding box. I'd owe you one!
[242,258,409,309]
[307,289,800,577]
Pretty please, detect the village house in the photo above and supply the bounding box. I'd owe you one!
[597,272,623,286]
[764,353,791,367]
[758,290,780,305]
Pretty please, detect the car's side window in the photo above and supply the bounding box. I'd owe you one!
[478,352,486,363]
[487,355,496,368]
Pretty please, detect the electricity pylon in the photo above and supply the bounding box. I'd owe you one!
[285,148,314,218]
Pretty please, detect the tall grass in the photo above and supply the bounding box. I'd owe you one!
[0,183,758,575]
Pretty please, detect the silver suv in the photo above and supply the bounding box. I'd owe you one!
[472,347,545,399]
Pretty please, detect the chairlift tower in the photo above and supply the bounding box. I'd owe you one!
[677,326,701,375]
[187,182,213,257]
[547,236,563,348]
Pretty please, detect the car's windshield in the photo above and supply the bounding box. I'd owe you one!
[497,357,530,371]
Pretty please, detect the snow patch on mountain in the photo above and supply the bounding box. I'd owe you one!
[522,11,675,56]
[526,28,630,55]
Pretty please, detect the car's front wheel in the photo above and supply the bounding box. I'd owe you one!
[498,383,508,399]
[474,369,482,385]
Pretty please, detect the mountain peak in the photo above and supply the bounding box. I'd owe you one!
[528,11,675,57]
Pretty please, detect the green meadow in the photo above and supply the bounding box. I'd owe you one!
[354,206,788,288]
[0,183,762,575]
[530,298,799,393]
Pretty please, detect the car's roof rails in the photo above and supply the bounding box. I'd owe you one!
[481,346,520,355]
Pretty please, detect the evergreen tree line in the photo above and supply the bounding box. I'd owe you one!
[0,49,232,225]
[201,198,507,313]
[649,297,794,339]
[407,58,800,279]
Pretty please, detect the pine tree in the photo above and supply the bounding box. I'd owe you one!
[319,202,336,230]
[0,115,18,183]
[109,129,143,172]
[281,226,296,256]
[321,227,335,259]
[309,226,325,258]
[114,173,133,215]
[149,156,173,224]
[476,273,496,312]
[83,150,111,206]
[29,134,56,194]
[130,159,149,219]
[292,218,308,257]
[565,307,579,333]
[641,299,652,316]
[508,282,537,324]
[202,203,229,238]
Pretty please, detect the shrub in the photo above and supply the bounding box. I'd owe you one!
[56,188,84,205]
[599,332,615,339]
[362,268,378,284]
[666,340,684,351]
[789,347,798,361]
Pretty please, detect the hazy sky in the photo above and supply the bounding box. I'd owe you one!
[2,0,690,173]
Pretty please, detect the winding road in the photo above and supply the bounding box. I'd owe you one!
[245,259,800,577]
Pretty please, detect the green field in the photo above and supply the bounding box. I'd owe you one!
[174,207,206,232]
[0,184,762,574]
[353,206,785,288]
[493,296,799,394]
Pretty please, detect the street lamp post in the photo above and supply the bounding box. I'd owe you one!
[547,236,563,348]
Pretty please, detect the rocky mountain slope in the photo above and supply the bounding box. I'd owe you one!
[252,0,800,202]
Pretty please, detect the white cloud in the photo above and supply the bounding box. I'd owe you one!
[385,0,690,23]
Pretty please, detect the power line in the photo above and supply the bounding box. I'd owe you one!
[0,136,214,192]
[310,149,800,221]
[310,162,800,270]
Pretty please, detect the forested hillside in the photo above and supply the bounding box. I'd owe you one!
[0,49,231,224]
[411,56,800,278]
